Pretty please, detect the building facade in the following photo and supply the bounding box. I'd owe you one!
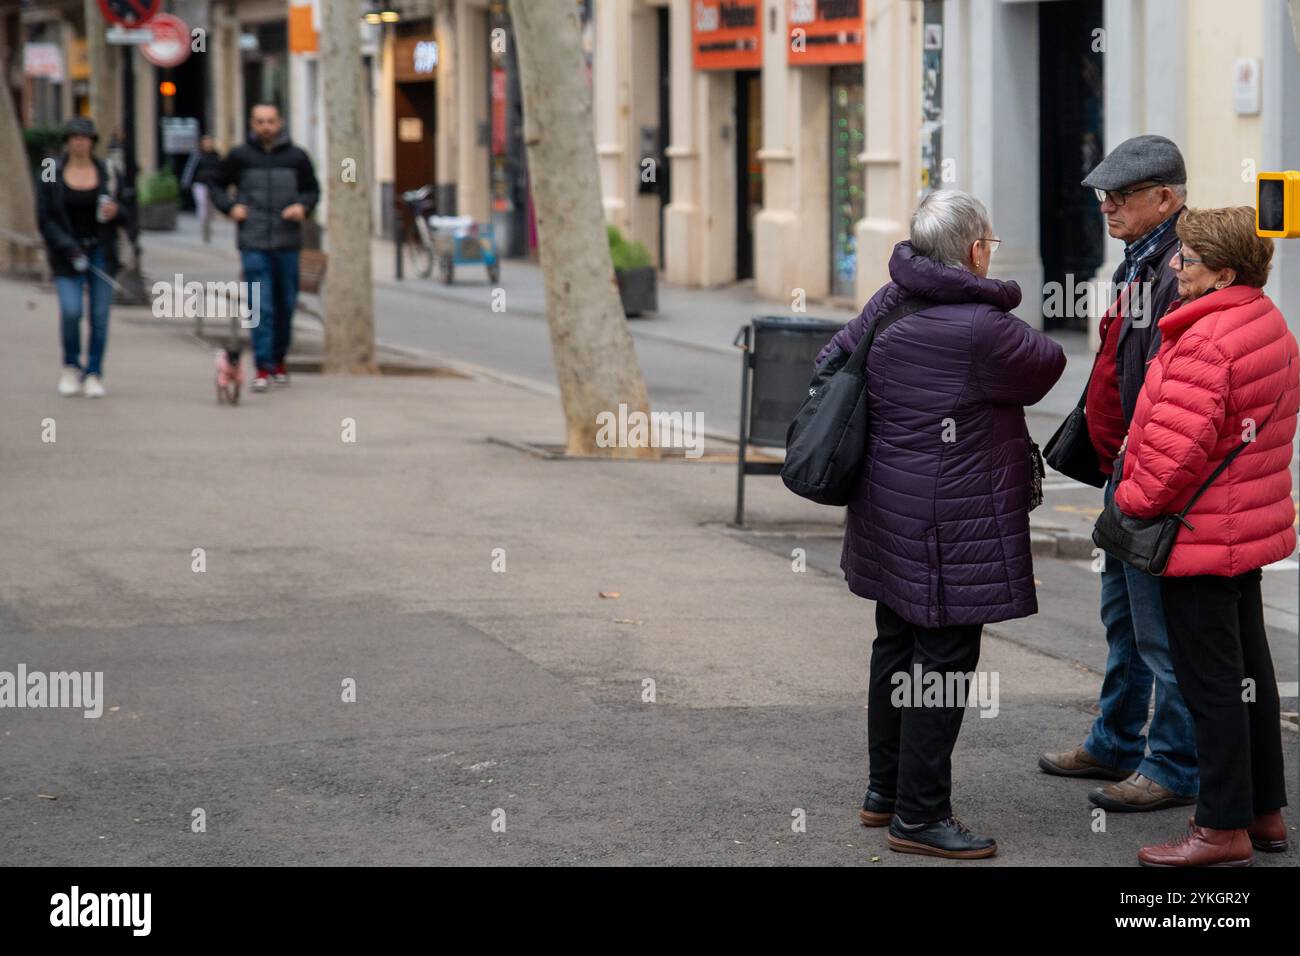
[592,0,1300,324]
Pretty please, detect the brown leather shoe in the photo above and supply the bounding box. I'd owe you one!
[1138,821,1253,867]
[1038,744,1130,781]
[1248,809,1289,852]
[1088,773,1196,812]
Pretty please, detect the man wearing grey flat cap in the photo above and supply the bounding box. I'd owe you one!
[1040,134,1199,813]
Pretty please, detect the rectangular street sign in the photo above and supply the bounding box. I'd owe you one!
[106,26,152,45]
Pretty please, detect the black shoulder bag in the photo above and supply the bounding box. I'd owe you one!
[1093,384,1289,575]
[781,297,931,506]
[1043,383,1107,488]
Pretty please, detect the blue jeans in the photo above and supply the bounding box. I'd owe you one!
[239,249,300,372]
[55,245,112,378]
[1084,475,1199,796]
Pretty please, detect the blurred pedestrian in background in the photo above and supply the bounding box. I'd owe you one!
[37,117,124,399]
[181,133,222,244]
[205,103,319,392]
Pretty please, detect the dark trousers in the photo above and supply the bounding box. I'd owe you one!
[867,601,983,823]
[1160,569,1286,829]
[240,248,300,372]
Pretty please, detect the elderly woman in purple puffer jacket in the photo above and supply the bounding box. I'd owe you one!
[818,190,1066,860]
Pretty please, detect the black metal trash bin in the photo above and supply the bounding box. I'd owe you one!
[733,315,844,526]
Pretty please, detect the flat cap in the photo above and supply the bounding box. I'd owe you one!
[1082,134,1186,190]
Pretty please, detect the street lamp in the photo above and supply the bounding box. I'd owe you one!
[362,3,401,25]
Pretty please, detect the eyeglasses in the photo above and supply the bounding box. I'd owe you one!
[1171,242,1203,271]
[1093,183,1162,207]
[979,236,1002,253]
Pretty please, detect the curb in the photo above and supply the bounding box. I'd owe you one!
[1030,528,1096,560]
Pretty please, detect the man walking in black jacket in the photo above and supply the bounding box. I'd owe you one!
[207,103,320,391]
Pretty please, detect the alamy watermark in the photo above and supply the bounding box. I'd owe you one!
[50,886,150,936]
[1043,276,1154,327]
[595,404,705,458]
[891,665,1000,718]
[152,274,260,328]
[0,665,103,718]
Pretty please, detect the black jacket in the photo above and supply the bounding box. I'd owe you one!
[36,156,124,279]
[205,131,320,251]
[1108,208,1183,424]
[181,148,222,191]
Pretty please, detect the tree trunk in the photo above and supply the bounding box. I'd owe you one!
[320,0,376,373]
[84,0,119,159]
[509,0,656,458]
[0,9,37,273]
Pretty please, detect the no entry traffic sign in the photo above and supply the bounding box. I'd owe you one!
[140,14,192,69]
[96,0,162,29]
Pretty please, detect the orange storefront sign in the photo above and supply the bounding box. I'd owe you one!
[787,0,865,66]
[288,3,319,55]
[692,0,762,71]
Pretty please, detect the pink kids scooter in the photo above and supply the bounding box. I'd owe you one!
[215,281,246,405]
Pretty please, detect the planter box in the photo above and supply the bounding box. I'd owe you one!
[615,266,657,317]
[139,200,178,231]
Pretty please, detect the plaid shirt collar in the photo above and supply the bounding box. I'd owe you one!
[1122,214,1178,285]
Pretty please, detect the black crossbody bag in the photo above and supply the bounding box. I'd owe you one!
[1093,385,1288,575]
[1043,384,1107,488]
[781,297,931,506]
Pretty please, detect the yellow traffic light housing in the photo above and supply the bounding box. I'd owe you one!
[1256,171,1300,238]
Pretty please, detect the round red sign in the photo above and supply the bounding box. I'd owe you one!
[140,14,192,69]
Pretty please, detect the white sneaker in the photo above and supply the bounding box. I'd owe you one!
[83,374,105,399]
[58,368,82,396]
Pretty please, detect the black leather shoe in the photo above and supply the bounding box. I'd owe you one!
[888,815,998,859]
[859,790,895,827]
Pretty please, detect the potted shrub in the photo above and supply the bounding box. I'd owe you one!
[23,125,65,179]
[137,168,181,231]
[608,224,657,317]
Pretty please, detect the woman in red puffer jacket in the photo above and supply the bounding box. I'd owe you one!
[1114,206,1299,868]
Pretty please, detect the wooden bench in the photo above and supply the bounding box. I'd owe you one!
[295,248,328,320]
[299,248,328,295]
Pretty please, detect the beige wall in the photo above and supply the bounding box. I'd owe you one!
[856,0,920,305]
[638,0,849,297]
[1184,0,1264,209]
[133,50,156,172]
[455,0,491,222]
[663,0,735,286]
[594,0,665,265]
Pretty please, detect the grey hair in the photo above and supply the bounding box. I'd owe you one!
[910,189,993,269]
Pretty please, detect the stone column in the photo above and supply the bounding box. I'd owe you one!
[855,0,920,304]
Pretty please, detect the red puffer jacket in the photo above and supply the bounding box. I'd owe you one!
[1115,284,1299,577]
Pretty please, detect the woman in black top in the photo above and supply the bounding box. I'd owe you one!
[37,117,123,398]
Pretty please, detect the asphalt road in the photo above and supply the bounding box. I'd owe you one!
[3,263,1296,868]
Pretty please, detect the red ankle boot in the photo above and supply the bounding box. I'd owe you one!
[1247,810,1288,852]
[1138,821,1253,867]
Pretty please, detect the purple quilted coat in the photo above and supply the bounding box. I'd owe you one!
[818,242,1066,628]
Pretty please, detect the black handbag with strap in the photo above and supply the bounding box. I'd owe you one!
[1043,383,1107,488]
[1093,383,1290,575]
[781,296,931,506]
